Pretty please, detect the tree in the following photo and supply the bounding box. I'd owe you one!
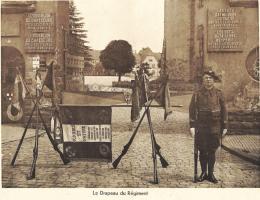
[69,0,92,67]
[100,40,136,81]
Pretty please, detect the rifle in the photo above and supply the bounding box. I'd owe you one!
[27,74,41,180]
[194,133,198,182]
[38,107,70,164]
[193,92,199,183]
[144,73,169,168]
[142,72,158,183]
[11,66,70,169]
[27,126,39,179]
[154,139,169,168]
[113,75,169,171]
[112,99,153,169]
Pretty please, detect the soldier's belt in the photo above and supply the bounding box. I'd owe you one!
[198,110,220,121]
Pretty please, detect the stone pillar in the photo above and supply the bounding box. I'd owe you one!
[164,0,191,82]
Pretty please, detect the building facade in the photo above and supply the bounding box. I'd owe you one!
[1,1,85,122]
[164,0,259,105]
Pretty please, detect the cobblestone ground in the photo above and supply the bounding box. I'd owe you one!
[2,106,260,188]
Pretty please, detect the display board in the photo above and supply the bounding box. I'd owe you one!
[59,105,112,161]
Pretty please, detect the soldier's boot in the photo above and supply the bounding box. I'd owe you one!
[198,151,208,182]
[208,150,218,184]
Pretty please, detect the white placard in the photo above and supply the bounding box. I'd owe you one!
[32,56,40,69]
[62,124,111,142]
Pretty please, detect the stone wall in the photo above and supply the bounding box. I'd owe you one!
[164,0,259,101]
[228,110,260,134]
[1,1,70,123]
[164,0,191,82]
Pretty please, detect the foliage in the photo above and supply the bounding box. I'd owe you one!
[100,40,136,81]
[69,0,92,67]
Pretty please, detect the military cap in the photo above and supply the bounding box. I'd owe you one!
[203,69,220,81]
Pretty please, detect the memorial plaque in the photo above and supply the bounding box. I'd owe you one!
[207,8,244,52]
[24,13,55,53]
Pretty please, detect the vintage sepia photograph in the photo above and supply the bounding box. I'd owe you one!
[1,0,259,198]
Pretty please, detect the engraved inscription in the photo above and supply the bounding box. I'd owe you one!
[24,13,55,53]
[208,8,244,52]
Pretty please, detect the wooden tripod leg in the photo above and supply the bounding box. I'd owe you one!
[11,104,37,166]
[38,109,70,164]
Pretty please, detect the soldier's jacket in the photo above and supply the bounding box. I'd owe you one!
[189,86,228,150]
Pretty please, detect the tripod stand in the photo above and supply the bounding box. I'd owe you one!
[112,70,169,184]
[10,67,70,180]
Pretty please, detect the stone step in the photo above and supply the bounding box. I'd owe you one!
[228,114,260,122]
[229,128,260,135]
[227,110,260,134]
[229,121,260,130]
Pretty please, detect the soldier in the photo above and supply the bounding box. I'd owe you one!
[189,69,228,183]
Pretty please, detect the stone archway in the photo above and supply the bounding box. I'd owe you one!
[1,46,25,123]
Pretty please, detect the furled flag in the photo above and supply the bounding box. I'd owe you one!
[154,38,172,120]
[130,66,153,122]
[11,72,27,115]
[44,61,54,91]
[18,72,27,100]
[154,75,172,120]
[139,70,151,106]
[131,73,142,122]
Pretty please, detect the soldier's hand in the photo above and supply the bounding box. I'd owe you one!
[190,128,195,138]
[222,129,228,138]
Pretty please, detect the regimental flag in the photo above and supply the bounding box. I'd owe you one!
[18,72,27,100]
[11,72,27,115]
[131,69,171,122]
[131,74,141,122]
[44,61,54,91]
[130,70,152,122]
[163,80,172,120]
[154,75,172,120]
[60,106,113,143]
[155,38,172,120]
[139,72,151,106]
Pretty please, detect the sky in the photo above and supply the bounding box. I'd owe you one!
[73,0,164,53]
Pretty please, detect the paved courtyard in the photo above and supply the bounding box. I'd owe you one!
[2,104,259,188]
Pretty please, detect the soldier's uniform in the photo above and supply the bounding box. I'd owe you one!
[189,84,228,182]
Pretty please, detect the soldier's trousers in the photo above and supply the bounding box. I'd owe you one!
[199,149,217,174]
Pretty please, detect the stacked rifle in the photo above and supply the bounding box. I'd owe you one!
[11,63,70,180]
[112,69,169,184]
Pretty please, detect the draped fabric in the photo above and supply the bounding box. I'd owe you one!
[44,61,54,91]
[154,75,172,120]
[11,72,26,115]
[131,72,172,122]
[131,74,142,122]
